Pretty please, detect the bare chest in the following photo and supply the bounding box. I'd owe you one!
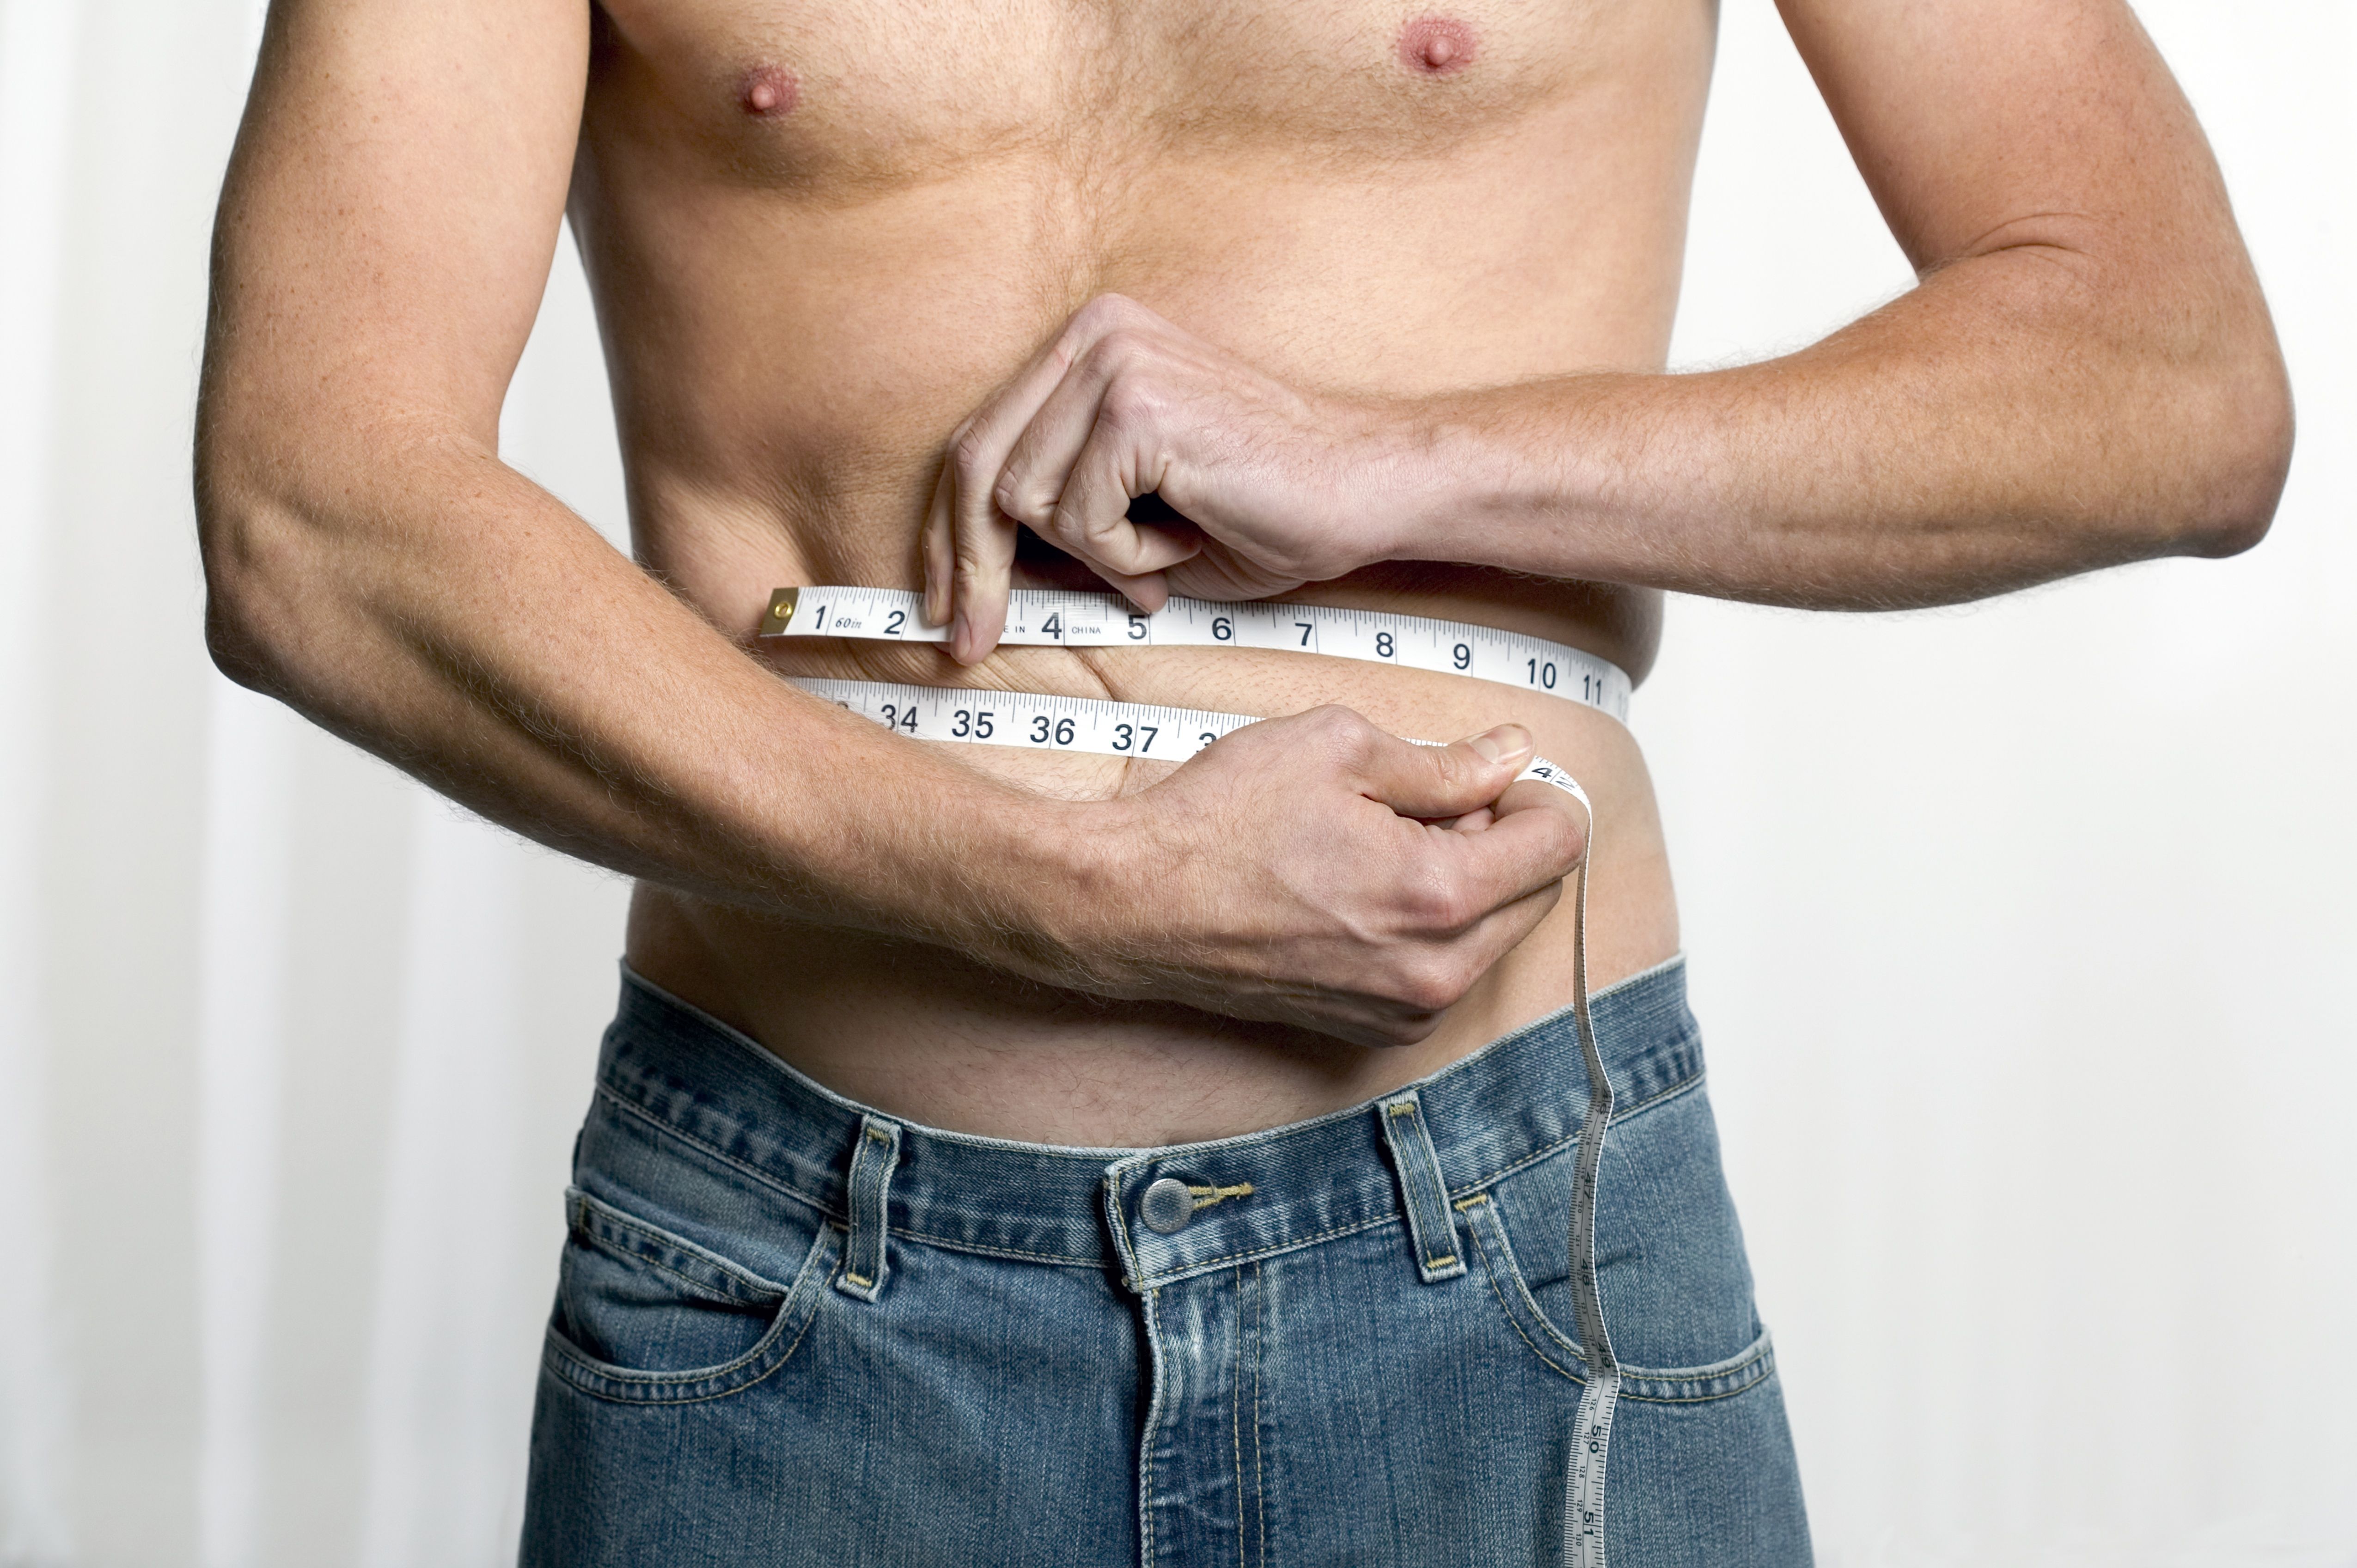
[586,0,1703,195]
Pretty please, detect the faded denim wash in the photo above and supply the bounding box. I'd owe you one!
[521,958,1810,1566]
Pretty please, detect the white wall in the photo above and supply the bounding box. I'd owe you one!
[0,1,2348,1563]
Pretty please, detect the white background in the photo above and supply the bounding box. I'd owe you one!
[0,1,2351,1563]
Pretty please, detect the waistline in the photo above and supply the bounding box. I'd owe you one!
[593,958,1700,1290]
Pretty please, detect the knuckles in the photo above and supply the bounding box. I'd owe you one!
[1096,372,1166,435]
[1424,742,1480,798]
[996,470,1054,526]
[1559,811,1591,867]
[1387,950,1476,1017]
[1073,293,1153,337]
[1525,798,1588,869]
[1364,1014,1444,1049]
[1295,704,1379,771]
[950,422,995,489]
[1397,851,1479,935]
[1085,328,1153,377]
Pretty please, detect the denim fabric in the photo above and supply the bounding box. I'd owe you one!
[521,958,1810,1567]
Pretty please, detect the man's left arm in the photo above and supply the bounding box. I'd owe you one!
[934,0,2290,659]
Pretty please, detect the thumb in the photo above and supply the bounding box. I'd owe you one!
[1354,725,1535,820]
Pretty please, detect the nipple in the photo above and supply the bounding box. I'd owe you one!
[1398,16,1476,75]
[739,64,797,117]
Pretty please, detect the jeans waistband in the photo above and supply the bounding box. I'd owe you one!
[594,958,1702,1291]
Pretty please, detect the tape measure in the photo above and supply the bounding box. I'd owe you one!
[759,586,1632,725]
[771,585,1620,1559]
[788,677,1591,811]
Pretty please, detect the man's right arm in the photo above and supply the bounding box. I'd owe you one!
[198,0,1585,1049]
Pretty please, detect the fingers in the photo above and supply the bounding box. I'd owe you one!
[1347,722,1537,821]
[931,414,1023,662]
[1162,547,1308,603]
[1435,786,1588,912]
[1345,878,1564,1047]
[1455,878,1569,978]
[936,333,1095,660]
[922,459,957,629]
[1346,804,1577,1042]
[991,339,1121,530]
[1050,433,1205,593]
[947,484,1020,664]
[1098,704,1591,1049]
[1087,561,1175,613]
[998,325,1205,600]
[933,297,1179,655]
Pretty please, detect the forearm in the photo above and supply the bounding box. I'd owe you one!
[196,417,1097,973]
[1394,241,2290,610]
[195,415,1592,1048]
[1382,0,2298,613]
[189,0,1081,980]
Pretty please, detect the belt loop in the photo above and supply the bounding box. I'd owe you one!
[836,1113,902,1303]
[1378,1091,1465,1283]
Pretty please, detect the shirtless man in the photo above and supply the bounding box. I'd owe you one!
[196,0,2288,1556]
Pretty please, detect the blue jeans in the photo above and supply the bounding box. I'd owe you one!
[521,958,1810,1566]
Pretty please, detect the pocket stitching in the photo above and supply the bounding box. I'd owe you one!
[568,1188,786,1307]
[1459,1193,1588,1384]
[580,1245,757,1312]
[1459,1188,1776,1405]
[1616,1335,1777,1404]
[543,1227,830,1403]
[543,1204,838,1405]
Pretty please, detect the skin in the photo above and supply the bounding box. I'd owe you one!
[1400,18,1476,73]
[739,65,796,116]
[198,0,2287,1146]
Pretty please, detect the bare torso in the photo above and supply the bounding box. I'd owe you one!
[578,0,1717,1143]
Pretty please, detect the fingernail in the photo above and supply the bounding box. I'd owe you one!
[950,613,971,660]
[1464,725,1531,764]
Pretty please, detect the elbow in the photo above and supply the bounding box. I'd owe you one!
[2033,247,2294,565]
[199,527,295,701]
[202,578,287,699]
[2158,299,2295,561]
[2184,358,2292,560]
[194,432,321,702]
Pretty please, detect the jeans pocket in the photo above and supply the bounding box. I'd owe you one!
[1459,1082,1776,1403]
[542,1185,837,1405]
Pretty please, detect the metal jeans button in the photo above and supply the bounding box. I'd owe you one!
[1139,1177,1195,1234]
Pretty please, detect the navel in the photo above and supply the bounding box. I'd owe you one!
[1397,16,1477,75]
[738,63,798,117]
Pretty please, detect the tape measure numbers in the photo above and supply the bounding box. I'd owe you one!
[760,586,1632,725]
[789,677,1592,811]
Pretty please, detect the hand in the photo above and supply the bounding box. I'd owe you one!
[923,294,1414,663]
[1034,708,1589,1048]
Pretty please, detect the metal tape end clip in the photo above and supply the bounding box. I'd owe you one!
[758,587,800,637]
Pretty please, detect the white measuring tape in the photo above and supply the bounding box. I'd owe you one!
[769,585,1621,1563]
[787,677,1592,810]
[759,586,1632,725]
